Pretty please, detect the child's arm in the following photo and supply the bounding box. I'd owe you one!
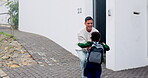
[78,41,92,48]
[101,42,110,51]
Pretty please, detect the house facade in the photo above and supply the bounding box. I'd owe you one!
[19,0,148,71]
[0,0,9,25]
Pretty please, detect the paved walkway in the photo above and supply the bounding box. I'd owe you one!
[0,27,148,78]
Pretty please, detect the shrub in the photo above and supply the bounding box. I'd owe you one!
[5,0,19,30]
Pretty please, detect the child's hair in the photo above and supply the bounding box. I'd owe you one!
[91,32,101,42]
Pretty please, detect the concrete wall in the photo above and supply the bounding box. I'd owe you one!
[19,0,148,71]
[19,0,93,56]
[106,0,148,71]
[0,1,9,24]
[106,0,116,70]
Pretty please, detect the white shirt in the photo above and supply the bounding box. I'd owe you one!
[76,27,99,51]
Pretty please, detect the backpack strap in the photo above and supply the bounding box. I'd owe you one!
[91,42,104,50]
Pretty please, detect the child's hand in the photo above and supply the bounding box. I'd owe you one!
[87,47,91,51]
[102,42,106,45]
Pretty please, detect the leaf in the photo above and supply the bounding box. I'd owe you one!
[8,64,19,68]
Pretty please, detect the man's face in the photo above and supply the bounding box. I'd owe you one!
[85,20,93,32]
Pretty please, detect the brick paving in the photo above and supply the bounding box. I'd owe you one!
[0,27,148,78]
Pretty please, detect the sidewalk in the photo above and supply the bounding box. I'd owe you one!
[0,27,148,78]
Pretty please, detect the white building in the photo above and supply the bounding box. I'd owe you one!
[0,0,9,25]
[19,0,148,71]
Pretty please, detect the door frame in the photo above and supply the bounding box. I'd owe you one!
[93,0,106,43]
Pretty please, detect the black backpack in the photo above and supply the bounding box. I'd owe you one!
[87,42,104,64]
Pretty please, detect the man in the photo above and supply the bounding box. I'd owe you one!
[76,16,99,78]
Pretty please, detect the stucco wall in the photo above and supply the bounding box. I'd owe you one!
[19,0,148,71]
[0,1,9,24]
[19,0,93,56]
[106,0,148,71]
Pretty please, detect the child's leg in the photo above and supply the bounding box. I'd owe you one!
[87,71,95,78]
[85,62,95,78]
[95,64,102,78]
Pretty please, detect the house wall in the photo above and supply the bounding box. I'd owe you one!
[19,0,93,56]
[0,1,9,25]
[106,0,116,70]
[19,0,148,71]
[106,0,148,71]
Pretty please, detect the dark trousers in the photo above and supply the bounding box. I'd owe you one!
[84,62,102,78]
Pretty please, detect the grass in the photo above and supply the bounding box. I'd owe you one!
[0,32,16,40]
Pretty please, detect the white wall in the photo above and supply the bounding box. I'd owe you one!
[107,0,148,71]
[19,0,148,71]
[19,0,93,56]
[0,1,9,24]
[106,0,116,70]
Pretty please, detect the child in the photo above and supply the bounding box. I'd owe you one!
[78,32,110,78]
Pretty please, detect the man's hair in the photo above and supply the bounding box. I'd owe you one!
[91,32,101,42]
[85,16,93,22]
